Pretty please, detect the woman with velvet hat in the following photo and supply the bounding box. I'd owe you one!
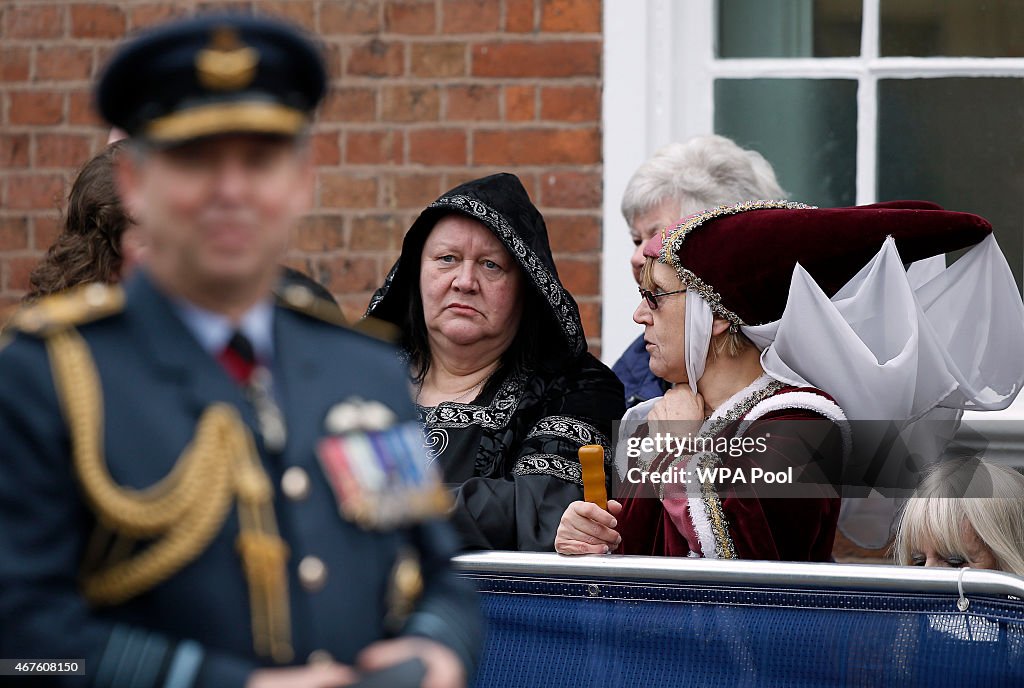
[365,173,624,551]
[555,199,1024,560]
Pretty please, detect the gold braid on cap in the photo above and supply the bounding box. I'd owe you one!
[47,328,294,664]
[657,200,816,329]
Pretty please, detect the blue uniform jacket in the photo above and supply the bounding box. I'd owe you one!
[0,273,480,688]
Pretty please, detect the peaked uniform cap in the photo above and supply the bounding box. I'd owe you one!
[96,14,326,144]
[644,200,993,326]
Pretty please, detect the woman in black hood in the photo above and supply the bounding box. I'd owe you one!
[366,173,624,551]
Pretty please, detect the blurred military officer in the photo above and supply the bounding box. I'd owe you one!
[0,14,479,688]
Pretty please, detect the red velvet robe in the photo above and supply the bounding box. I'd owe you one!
[614,377,844,561]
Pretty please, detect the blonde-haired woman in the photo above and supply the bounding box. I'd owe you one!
[895,457,1024,575]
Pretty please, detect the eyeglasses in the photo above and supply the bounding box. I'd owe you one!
[639,287,686,310]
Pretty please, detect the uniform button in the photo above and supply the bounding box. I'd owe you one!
[281,467,310,501]
[284,284,314,308]
[307,649,334,665]
[84,282,110,306]
[298,555,327,591]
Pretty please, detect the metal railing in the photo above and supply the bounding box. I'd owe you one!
[454,551,1024,599]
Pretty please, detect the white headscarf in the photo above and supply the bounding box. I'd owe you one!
[683,291,714,395]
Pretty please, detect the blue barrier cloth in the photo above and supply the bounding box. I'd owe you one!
[465,574,1024,687]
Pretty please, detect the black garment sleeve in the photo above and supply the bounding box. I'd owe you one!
[449,354,625,551]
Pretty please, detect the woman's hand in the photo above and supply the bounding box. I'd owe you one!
[555,500,623,555]
[648,386,705,423]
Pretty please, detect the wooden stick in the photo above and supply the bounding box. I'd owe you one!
[578,444,607,510]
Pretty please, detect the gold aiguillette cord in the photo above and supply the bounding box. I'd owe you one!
[47,328,293,663]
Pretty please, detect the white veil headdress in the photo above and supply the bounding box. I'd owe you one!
[740,234,1024,546]
[659,203,1024,548]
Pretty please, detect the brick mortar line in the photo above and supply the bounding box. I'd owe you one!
[5,82,98,88]
[326,77,602,85]
[325,255,607,260]
[298,208,601,215]
[3,122,602,131]
[331,174,603,180]
[0,126,107,133]
[3,170,94,175]
[315,121,602,129]
[296,215,598,223]
[327,126,602,135]
[4,133,105,139]
[312,164,604,171]
[292,227,602,235]
[2,30,598,37]
[321,34,603,42]
[497,0,507,35]
[0,212,66,218]
[2,36,602,48]
[3,39,118,45]
[0,249,59,257]
[3,31,602,42]
[4,77,601,87]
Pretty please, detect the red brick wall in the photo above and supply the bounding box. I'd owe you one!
[0,0,605,351]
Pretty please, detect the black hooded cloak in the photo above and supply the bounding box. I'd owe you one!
[366,173,625,550]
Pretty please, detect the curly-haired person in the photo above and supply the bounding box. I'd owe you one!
[25,141,145,301]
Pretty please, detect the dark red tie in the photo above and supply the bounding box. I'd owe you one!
[218,331,257,385]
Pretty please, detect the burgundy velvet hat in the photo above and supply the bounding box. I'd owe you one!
[643,199,993,327]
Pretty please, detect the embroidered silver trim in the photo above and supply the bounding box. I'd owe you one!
[678,268,746,327]
[657,200,816,327]
[526,415,609,448]
[419,369,527,430]
[365,261,398,315]
[702,373,777,428]
[700,378,786,441]
[692,451,737,559]
[684,451,724,558]
[423,428,449,467]
[428,194,584,355]
[513,454,583,486]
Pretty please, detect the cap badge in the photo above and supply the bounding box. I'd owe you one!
[196,27,259,91]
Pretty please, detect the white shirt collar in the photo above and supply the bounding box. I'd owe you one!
[172,298,275,363]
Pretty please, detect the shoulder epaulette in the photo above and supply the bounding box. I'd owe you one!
[276,283,401,344]
[8,283,124,336]
[275,283,348,326]
[349,316,400,344]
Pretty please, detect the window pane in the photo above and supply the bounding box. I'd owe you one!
[714,78,857,207]
[718,0,861,58]
[881,0,1024,57]
[878,78,1024,291]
